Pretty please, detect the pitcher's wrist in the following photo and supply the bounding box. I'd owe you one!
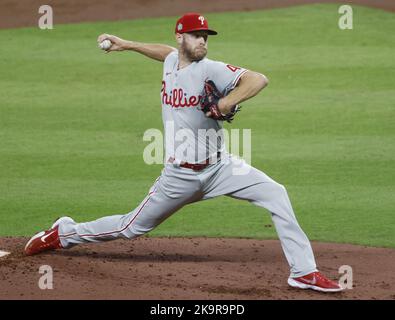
[218,98,232,114]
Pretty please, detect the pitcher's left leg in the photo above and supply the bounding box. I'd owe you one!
[202,155,316,277]
[228,181,317,278]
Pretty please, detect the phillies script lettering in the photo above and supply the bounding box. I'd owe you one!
[161,81,202,108]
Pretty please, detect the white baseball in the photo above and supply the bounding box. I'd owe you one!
[99,39,112,50]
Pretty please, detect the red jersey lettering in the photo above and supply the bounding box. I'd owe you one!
[226,64,241,72]
[161,81,202,108]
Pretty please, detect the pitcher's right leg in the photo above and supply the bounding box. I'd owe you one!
[58,167,202,248]
[25,165,203,254]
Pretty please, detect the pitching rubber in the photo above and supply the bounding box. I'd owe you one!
[0,250,11,258]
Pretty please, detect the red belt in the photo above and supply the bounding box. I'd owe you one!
[169,152,221,171]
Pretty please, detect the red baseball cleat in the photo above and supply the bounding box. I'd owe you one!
[288,271,343,293]
[24,218,65,256]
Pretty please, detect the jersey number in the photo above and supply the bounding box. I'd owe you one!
[226,64,241,72]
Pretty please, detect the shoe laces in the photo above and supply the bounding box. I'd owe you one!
[315,272,334,284]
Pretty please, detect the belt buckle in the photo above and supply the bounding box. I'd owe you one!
[192,163,206,171]
[192,152,221,171]
[171,152,221,171]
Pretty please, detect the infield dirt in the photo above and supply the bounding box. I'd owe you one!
[1,237,395,299]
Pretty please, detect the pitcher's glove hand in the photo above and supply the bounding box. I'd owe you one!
[200,80,241,123]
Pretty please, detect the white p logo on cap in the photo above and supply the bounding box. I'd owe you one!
[198,16,205,25]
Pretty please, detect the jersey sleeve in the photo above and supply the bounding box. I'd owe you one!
[164,50,178,65]
[163,50,178,79]
[204,59,248,95]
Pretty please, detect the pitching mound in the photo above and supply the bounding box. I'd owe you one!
[0,237,394,300]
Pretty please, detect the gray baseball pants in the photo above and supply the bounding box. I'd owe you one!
[58,153,317,278]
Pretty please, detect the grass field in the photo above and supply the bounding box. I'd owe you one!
[0,4,394,247]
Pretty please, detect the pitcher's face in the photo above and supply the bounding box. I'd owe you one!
[178,31,208,61]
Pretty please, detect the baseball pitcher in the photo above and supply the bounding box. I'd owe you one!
[25,13,342,292]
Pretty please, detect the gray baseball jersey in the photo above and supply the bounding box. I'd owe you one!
[57,51,317,278]
[161,50,246,163]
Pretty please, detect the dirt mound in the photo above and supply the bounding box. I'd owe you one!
[1,237,394,299]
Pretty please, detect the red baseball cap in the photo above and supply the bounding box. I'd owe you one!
[175,13,217,35]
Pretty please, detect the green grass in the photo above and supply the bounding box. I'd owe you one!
[1,4,394,247]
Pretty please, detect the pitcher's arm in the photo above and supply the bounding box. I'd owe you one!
[218,71,269,114]
[98,34,177,62]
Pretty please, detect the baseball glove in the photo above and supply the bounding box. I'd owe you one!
[200,80,241,123]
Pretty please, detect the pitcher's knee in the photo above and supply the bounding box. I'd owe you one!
[252,182,288,203]
[270,182,288,198]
